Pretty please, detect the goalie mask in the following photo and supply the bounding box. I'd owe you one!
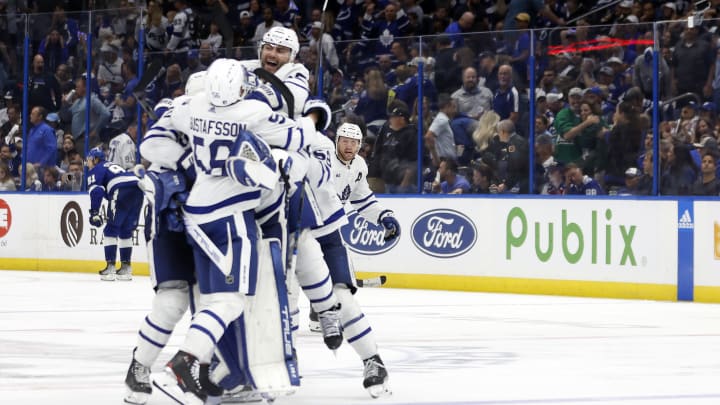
[335,122,363,163]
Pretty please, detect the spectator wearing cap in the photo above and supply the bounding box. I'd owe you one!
[444,11,475,48]
[358,2,411,57]
[699,104,716,126]
[492,64,520,123]
[425,94,459,167]
[45,112,64,150]
[503,0,564,32]
[482,119,529,193]
[368,100,418,193]
[394,57,438,112]
[692,151,720,195]
[309,21,339,71]
[98,41,124,96]
[617,167,646,195]
[27,54,62,113]
[431,157,470,194]
[27,106,57,169]
[672,25,714,107]
[661,2,677,20]
[236,10,256,47]
[554,87,600,164]
[545,91,564,130]
[633,46,671,100]
[181,50,206,84]
[451,66,493,120]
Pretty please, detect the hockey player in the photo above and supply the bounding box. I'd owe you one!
[86,146,144,281]
[305,120,398,397]
[160,59,341,404]
[123,77,200,404]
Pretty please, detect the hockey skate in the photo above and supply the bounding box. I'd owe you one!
[124,355,152,404]
[317,303,343,350]
[363,355,391,398]
[200,363,224,405]
[163,350,207,405]
[308,308,321,333]
[98,263,117,281]
[222,385,264,403]
[117,262,133,281]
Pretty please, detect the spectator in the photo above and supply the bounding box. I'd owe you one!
[166,0,195,66]
[203,21,224,54]
[273,0,299,29]
[451,66,493,119]
[141,3,168,53]
[27,106,57,168]
[692,151,720,195]
[432,157,470,194]
[470,161,494,194]
[360,2,411,57]
[301,8,322,40]
[236,11,256,47]
[534,133,556,192]
[367,100,417,193]
[205,0,234,53]
[483,119,529,193]
[62,76,111,152]
[0,144,19,178]
[433,35,461,92]
[492,64,520,122]
[671,25,714,105]
[355,67,391,129]
[634,46,670,100]
[479,52,500,92]
[198,42,215,67]
[542,163,566,195]
[0,104,21,146]
[0,161,15,191]
[661,140,698,195]
[606,100,643,188]
[108,120,138,170]
[98,41,125,95]
[510,13,531,89]
[444,11,475,48]
[252,7,282,46]
[424,94,458,167]
[41,166,62,192]
[28,54,62,113]
[564,162,605,195]
[45,112,64,149]
[20,163,42,192]
[61,159,83,191]
[58,136,77,171]
[617,167,646,196]
[55,64,72,91]
[181,50,206,84]
[38,29,68,76]
[554,87,592,163]
[309,21,339,71]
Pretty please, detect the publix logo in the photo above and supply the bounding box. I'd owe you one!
[340,211,399,255]
[506,207,638,266]
[411,209,477,258]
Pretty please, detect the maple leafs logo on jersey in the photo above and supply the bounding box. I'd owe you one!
[341,185,351,202]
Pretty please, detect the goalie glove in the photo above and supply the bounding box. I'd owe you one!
[378,210,400,241]
[225,130,278,190]
[89,210,104,227]
[303,98,332,131]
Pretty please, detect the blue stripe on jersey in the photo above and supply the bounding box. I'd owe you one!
[301,273,331,290]
[184,190,261,214]
[256,193,283,220]
[357,200,378,213]
[350,193,374,205]
[286,80,309,92]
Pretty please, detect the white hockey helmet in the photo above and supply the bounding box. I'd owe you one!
[205,59,255,107]
[185,71,207,96]
[335,122,363,154]
[258,27,300,61]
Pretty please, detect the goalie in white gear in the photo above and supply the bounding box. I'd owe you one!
[159,59,339,404]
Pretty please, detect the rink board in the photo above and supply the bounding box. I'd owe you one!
[0,193,716,302]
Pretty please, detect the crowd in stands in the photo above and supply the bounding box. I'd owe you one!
[1,0,720,196]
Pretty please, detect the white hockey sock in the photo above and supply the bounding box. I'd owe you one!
[135,283,189,367]
[335,287,378,360]
[295,232,338,313]
[182,292,245,363]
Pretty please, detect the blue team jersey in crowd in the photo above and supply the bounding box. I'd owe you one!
[87,161,139,211]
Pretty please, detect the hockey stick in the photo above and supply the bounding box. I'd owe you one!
[357,275,387,288]
[254,67,295,119]
[132,60,164,120]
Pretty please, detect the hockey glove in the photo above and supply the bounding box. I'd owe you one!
[303,98,332,131]
[378,210,400,241]
[166,191,188,232]
[89,210,104,227]
[132,164,146,179]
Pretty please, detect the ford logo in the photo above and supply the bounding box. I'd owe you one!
[340,211,399,255]
[411,209,477,258]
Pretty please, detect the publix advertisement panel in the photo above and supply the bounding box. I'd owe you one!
[692,201,720,287]
[344,198,677,284]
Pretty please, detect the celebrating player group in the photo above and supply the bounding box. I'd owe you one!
[112,27,400,405]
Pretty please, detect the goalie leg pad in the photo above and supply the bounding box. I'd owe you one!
[335,286,378,360]
[295,231,338,313]
[182,292,245,363]
[135,281,190,368]
[318,230,357,293]
[147,228,196,289]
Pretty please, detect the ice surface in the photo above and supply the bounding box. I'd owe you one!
[1,270,720,404]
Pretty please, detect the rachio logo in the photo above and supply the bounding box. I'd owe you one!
[0,198,12,238]
[60,201,84,247]
[340,211,399,255]
[411,209,477,258]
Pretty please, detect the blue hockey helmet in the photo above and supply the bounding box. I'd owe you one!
[88,147,106,161]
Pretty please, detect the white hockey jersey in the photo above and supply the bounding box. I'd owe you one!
[332,153,385,224]
[108,132,137,170]
[169,93,318,223]
[239,60,310,118]
[306,134,346,237]
[166,8,193,52]
[140,96,193,174]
